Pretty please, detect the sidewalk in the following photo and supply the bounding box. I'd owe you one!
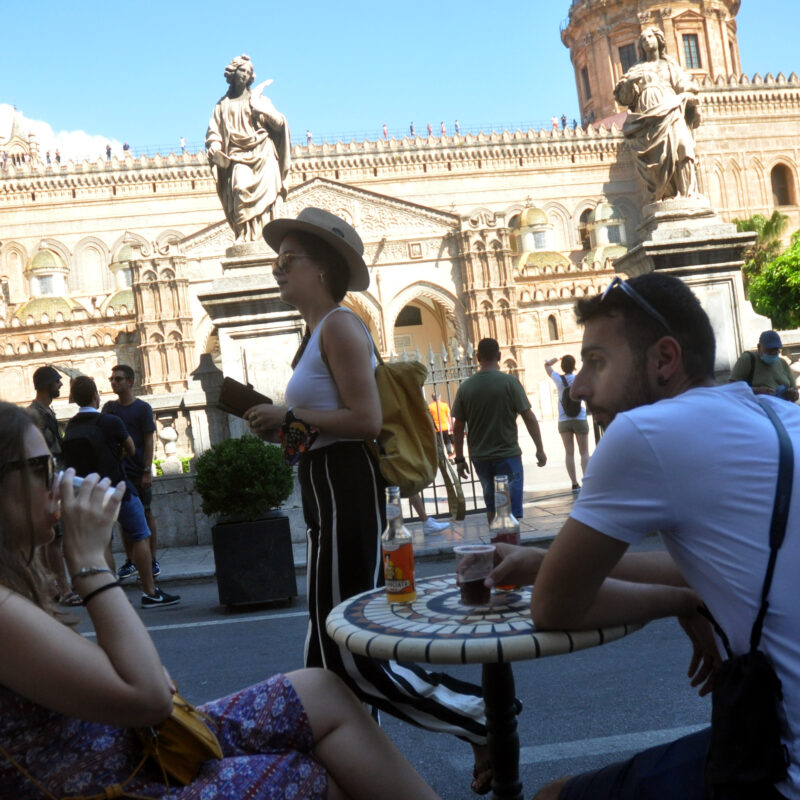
[153,487,578,584]
[154,416,587,584]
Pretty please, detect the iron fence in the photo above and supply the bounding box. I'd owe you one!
[392,342,485,521]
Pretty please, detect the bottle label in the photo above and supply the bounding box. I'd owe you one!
[494,490,509,510]
[383,541,415,595]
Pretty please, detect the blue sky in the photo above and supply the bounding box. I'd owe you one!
[0,0,795,157]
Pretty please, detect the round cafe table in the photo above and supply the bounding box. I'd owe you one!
[326,574,641,800]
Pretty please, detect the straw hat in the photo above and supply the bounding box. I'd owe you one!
[263,207,369,291]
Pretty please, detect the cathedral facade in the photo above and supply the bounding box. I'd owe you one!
[1,0,799,468]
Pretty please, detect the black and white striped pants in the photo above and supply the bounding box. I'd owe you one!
[298,440,488,744]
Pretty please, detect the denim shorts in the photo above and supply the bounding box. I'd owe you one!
[128,475,152,511]
[117,491,151,542]
[472,455,524,518]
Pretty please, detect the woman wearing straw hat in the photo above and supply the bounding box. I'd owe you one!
[245,207,493,795]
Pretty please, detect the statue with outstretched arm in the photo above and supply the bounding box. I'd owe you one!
[614,27,701,202]
[206,54,291,243]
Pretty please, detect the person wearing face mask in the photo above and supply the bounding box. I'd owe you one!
[729,330,798,401]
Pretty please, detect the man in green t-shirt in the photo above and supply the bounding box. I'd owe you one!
[729,329,798,401]
[452,338,547,520]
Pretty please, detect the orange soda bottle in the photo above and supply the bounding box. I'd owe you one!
[382,486,417,603]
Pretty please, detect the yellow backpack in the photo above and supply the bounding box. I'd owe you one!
[319,316,437,497]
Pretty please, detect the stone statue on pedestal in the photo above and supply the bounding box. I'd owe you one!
[614,27,701,202]
[206,55,291,244]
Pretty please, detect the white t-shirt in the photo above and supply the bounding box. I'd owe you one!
[571,382,800,799]
[548,371,586,422]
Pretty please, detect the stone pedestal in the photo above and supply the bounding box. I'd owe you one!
[614,198,768,377]
[197,247,307,541]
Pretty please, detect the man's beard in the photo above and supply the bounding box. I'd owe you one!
[588,359,661,425]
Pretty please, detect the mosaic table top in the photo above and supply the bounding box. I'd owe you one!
[326,574,641,665]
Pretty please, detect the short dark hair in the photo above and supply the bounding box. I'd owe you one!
[111,364,135,383]
[575,273,715,381]
[560,355,576,373]
[71,376,98,407]
[293,231,350,302]
[477,338,500,362]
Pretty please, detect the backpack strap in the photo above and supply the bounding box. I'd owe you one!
[559,374,569,390]
[750,400,794,651]
[697,400,793,658]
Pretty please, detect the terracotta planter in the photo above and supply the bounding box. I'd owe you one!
[211,511,297,606]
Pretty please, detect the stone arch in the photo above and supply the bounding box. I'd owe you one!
[2,241,29,302]
[386,282,469,355]
[769,160,797,207]
[750,156,767,206]
[110,232,149,261]
[573,200,597,250]
[708,160,726,209]
[70,236,112,293]
[542,202,572,251]
[725,160,744,212]
[342,291,383,349]
[155,229,184,249]
[35,239,72,270]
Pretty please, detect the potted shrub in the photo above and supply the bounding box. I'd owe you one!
[195,435,297,606]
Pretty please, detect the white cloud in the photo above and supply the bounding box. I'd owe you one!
[0,104,123,162]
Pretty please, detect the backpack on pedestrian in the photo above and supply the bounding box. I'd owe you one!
[62,414,125,483]
[559,375,582,418]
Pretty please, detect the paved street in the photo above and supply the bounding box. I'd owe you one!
[75,536,710,800]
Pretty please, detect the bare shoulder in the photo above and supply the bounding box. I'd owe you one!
[322,308,371,349]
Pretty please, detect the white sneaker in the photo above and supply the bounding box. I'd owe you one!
[422,517,451,534]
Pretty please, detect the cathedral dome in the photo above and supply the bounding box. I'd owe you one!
[27,249,67,273]
[518,206,549,227]
[589,202,625,223]
[14,296,77,321]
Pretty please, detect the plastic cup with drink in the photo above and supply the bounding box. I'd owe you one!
[454,544,495,606]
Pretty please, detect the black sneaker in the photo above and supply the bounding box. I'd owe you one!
[151,559,161,577]
[141,588,180,609]
[117,560,138,581]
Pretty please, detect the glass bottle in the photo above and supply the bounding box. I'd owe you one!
[382,486,417,603]
[490,475,520,590]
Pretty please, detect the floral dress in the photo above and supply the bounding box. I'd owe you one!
[0,674,327,799]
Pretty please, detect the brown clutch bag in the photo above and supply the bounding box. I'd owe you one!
[217,377,272,418]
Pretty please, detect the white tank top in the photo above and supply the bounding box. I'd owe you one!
[284,306,376,450]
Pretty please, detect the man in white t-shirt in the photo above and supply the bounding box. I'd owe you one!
[489,273,800,800]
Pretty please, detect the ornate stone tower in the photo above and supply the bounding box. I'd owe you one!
[129,248,195,393]
[561,0,742,123]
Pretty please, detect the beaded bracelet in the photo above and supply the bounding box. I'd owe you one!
[71,566,114,582]
[81,581,121,605]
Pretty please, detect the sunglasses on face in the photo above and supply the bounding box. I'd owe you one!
[0,454,55,490]
[274,252,311,275]
[600,276,675,337]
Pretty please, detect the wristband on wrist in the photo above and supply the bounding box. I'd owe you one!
[81,581,121,605]
[71,566,114,582]
[454,457,466,464]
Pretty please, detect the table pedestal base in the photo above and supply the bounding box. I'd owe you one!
[483,662,523,800]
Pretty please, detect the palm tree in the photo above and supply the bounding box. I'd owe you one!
[733,210,789,292]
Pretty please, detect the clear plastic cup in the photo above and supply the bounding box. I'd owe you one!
[454,544,495,605]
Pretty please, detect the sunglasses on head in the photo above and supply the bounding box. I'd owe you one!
[0,454,55,489]
[600,276,675,337]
